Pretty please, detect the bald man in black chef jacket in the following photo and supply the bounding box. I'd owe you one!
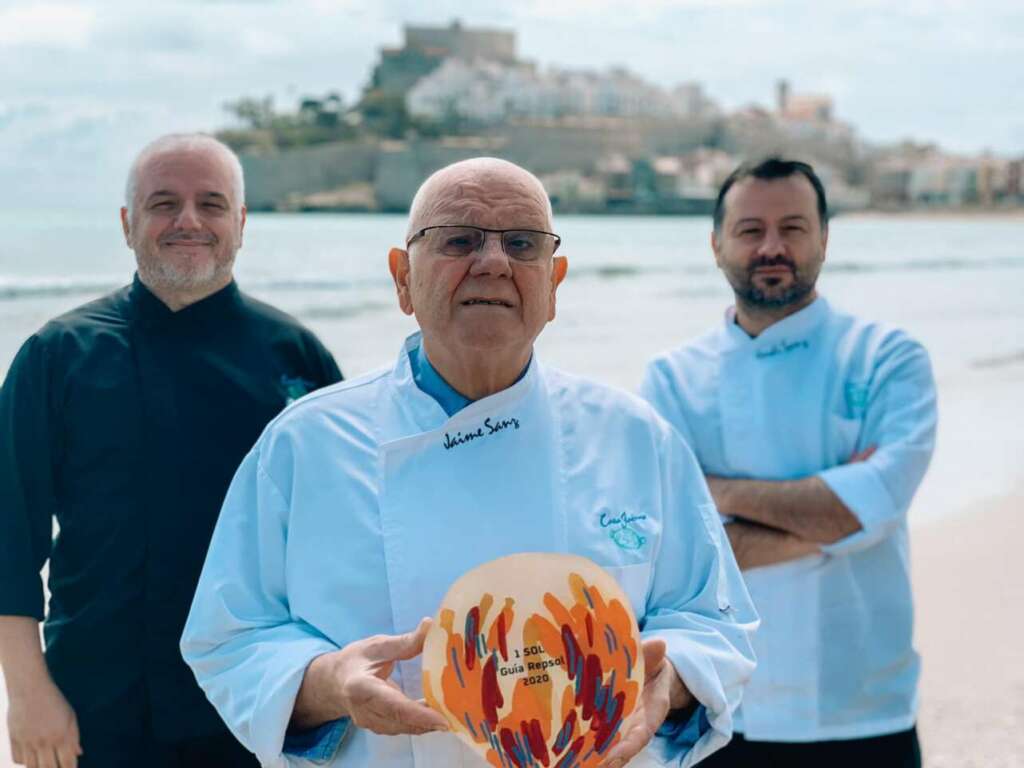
[0,133,342,768]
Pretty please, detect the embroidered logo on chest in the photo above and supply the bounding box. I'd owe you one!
[844,381,870,417]
[599,510,648,550]
[280,374,314,405]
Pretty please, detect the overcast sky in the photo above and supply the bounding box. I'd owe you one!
[2,0,1022,209]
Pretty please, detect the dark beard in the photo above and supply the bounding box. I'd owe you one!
[737,277,815,307]
[730,256,818,308]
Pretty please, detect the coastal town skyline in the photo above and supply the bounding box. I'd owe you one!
[1,0,1022,208]
[214,21,1021,214]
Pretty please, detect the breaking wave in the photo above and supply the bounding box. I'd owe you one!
[1,254,1021,302]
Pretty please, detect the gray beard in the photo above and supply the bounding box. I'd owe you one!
[139,256,233,293]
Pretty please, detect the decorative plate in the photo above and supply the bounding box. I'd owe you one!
[422,553,644,768]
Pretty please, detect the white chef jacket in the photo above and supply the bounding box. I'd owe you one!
[181,332,758,767]
[640,297,937,742]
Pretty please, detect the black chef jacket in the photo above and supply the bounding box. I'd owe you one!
[0,275,342,743]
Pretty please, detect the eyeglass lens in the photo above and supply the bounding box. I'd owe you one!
[427,226,557,261]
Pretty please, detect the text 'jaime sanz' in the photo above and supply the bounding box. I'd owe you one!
[442,416,522,451]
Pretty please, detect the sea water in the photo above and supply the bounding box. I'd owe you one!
[1,211,1022,522]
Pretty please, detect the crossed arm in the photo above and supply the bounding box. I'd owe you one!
[708,448,873,570]
[722,520,820,571]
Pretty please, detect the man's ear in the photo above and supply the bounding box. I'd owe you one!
[238,205,247,248]
[710,229,722,268]
[388,247,414,316]
[120,207,132,248]
[547,255,569,321]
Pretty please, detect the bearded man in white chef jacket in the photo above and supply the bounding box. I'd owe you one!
[641,158,937,768]
[181,157,758,768]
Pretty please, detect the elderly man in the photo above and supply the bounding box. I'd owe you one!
[641,158,936,767]
[0,133,342,768]
[181,157,758,767]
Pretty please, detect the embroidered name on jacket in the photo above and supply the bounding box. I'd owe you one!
[442,416,521,451]
[755,338,810,359]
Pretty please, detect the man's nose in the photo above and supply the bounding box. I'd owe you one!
[757,228,787,256]
[174,202,202,230]
[469,234,513,277]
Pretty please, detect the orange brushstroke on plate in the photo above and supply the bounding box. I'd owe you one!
[427,572,641,768]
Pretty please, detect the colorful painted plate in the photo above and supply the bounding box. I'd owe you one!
[422,553,644,768]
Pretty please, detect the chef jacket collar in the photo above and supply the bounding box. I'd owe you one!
[723,295,830,351]
[390,331,540,435]
[128,272,242,331]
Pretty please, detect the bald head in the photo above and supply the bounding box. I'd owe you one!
[389,156,566,400]
[125,133,244,220]
[406,158,553,241]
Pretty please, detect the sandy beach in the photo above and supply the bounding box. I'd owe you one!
[0,488,1019,767]
[913,488,1024,767]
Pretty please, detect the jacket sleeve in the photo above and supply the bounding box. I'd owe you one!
[181,442,342,765]
[0,335,58,620]
[819,336,937,556]
[643,426,759,767]
[639,359,698,449]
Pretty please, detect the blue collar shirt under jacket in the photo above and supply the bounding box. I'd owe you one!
[181,332,759,767]
[640,297,937,742]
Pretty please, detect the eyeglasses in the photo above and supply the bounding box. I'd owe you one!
[406,225,562,262]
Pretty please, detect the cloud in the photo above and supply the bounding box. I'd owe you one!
[0,100,227,208]
[518,0,759,19]
[240,29,294,57]
[93,13,209,54]
[0,3,96,47]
